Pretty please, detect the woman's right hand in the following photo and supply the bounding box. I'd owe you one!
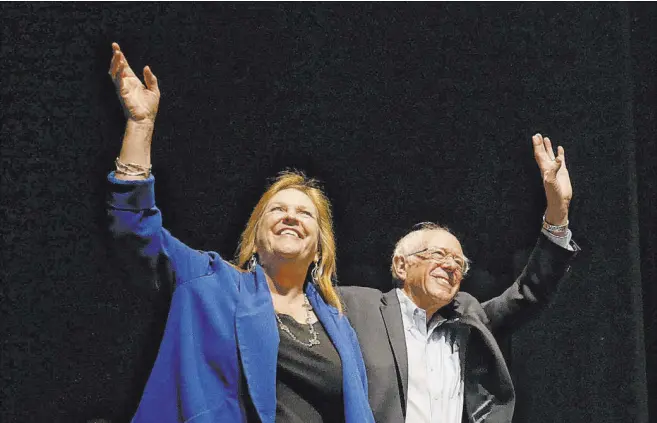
[109,42,160,124]
[109,42,159,179]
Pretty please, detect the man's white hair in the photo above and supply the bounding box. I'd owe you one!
[391,222,470,286]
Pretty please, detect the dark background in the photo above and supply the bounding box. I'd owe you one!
[1,3,655,422]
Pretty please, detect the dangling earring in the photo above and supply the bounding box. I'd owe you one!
[311,261,320,284]
[248,254,258,272]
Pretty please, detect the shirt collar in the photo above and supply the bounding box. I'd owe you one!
[395,288,448,336]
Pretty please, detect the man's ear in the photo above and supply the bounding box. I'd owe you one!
[393,255,408,281]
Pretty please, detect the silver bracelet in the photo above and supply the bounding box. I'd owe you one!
[542,214,568,234]
[115,157,152,177]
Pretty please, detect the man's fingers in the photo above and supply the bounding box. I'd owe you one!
[533,133,550,162]
[143,66,159,94]
[553,155,564,172]
[556,146,566,169]
[544,137,556,160]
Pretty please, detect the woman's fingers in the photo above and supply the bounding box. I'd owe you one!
[143,66,159,94]
[118,51,137,79]
[108,42,159,122]
[109,43,122,79]
[109,43,137,82]
[109,50,118,78]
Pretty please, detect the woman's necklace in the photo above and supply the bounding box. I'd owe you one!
[275,294,320,347]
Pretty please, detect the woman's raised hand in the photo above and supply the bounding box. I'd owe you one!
[109,42,160,124]
[109,42,159,179]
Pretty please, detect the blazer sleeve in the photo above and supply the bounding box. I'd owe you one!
[481,233,580,336]
[107,172,213,297]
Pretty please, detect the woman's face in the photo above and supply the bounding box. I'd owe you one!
[255,188,320,266]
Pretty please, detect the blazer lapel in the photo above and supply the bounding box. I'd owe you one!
[306,284,370,423]
[380,289,409,415]
[306,283,345,360]
[235,265,279,423]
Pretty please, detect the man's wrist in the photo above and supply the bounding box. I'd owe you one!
[544,205,569,227]
[542,214,569,237]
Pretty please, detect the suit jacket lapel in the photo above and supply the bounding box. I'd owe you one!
[235,265,279,423]
[380,289,409,415]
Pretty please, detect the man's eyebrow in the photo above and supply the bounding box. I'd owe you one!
[427,247,464,256]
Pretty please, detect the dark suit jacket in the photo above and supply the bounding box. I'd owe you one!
[341,234,579,423]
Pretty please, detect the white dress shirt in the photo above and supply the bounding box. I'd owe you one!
[541,228,574,251]
[397,229,573,423]
[397,288,469,423]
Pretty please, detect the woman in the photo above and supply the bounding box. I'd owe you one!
[107,42,374,423]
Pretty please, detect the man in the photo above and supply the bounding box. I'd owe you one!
[341,134,580,423]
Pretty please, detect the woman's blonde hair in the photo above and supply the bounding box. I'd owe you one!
[235,170,342,313]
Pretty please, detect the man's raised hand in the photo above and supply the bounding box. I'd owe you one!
[532,133,572,226]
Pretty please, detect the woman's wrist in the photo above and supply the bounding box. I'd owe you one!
[121,120,153,161]
[116,120,154,180]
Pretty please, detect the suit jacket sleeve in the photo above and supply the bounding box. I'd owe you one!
[481,233,580,337]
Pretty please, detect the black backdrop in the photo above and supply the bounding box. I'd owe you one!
[1,3,655,423]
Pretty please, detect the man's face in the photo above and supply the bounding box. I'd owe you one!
[397,230,466,315]
[255,188,320,266]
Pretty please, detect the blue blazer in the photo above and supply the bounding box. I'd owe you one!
[108,173,374,423]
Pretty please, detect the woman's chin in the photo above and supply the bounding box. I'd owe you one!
[271,248,307,262]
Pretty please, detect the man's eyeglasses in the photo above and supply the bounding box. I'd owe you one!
[407,248,470,276]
